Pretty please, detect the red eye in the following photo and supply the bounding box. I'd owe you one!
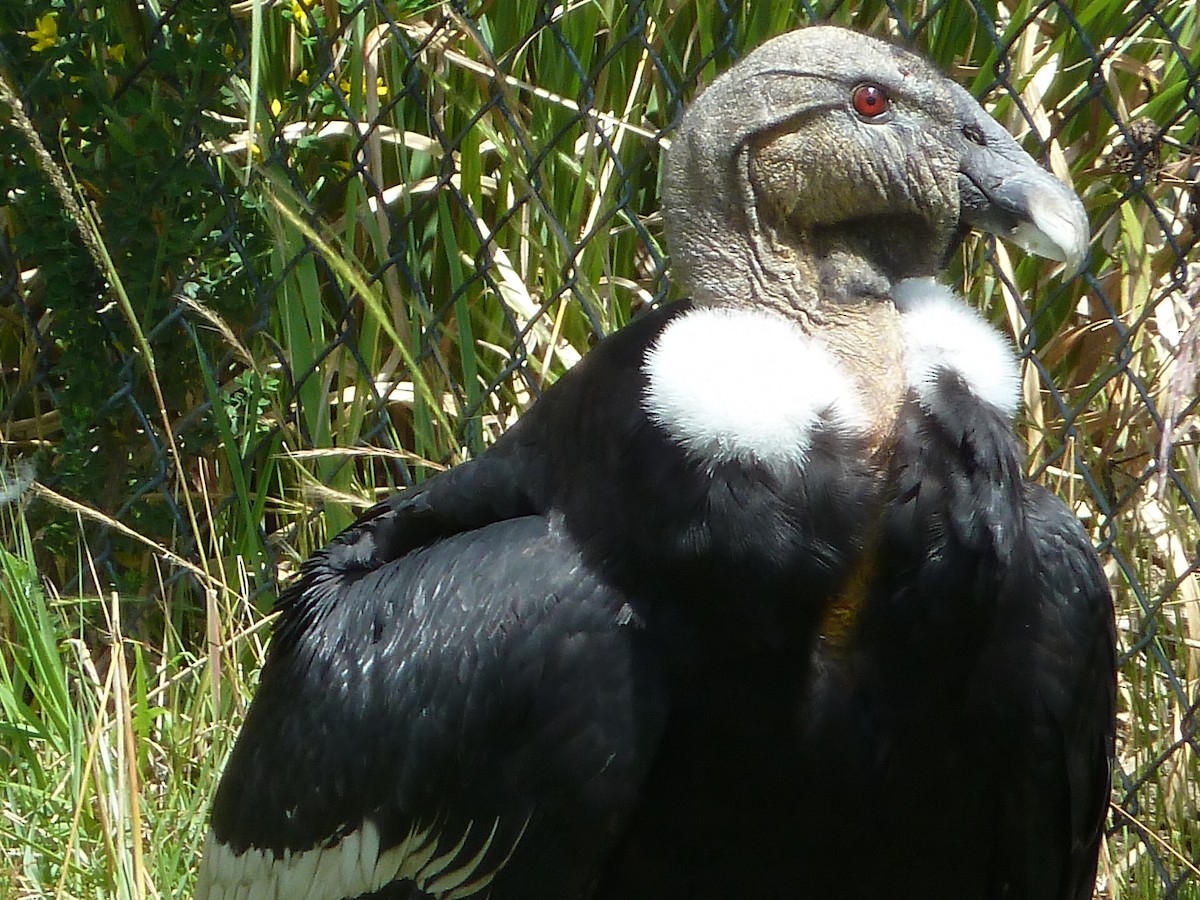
[852,83,890,119]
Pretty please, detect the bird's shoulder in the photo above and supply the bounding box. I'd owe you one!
[272,301,692,640]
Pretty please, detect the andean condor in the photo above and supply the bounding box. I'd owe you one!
[197,25,1116,900]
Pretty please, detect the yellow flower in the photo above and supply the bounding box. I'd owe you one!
[270,98,282,117]
[338,76,389,99]
[24,12,59,52]
[109,44,127,65]
[296,69,310,86]
[289,0,313,35]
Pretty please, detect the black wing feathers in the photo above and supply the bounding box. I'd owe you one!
[211,517,668,897]
[861,373,1114,899]
[1010,484,1115,900]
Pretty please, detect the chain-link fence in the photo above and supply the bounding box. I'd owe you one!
[1,0,1198,895]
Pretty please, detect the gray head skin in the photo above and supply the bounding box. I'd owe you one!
[662,25,1088,447]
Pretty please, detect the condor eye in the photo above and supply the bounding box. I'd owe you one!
[852,83,890,120]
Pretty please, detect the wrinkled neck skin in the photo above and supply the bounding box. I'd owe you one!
[745,215,946,309]
[675,207,947,460]
[808,218,948,305]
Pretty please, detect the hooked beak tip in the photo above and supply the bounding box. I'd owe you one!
[1013,187,1089,278]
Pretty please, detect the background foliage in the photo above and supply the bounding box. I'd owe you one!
[1,0,1198,896]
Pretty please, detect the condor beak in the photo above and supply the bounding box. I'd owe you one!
[954,90,1089,277]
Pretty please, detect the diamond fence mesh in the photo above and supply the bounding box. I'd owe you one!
[1,0,1198,894]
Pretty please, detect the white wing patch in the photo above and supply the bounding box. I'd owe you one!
[893,278,1020,418]
[642,306,868,472]
[195,817,515,900]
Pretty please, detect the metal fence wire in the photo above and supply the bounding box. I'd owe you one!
[1,0,1198,895]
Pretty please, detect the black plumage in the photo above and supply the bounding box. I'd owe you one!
[197,25,1114,900]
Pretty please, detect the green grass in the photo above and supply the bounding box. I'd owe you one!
[2,0,1199,896]
[0,483,258,898]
